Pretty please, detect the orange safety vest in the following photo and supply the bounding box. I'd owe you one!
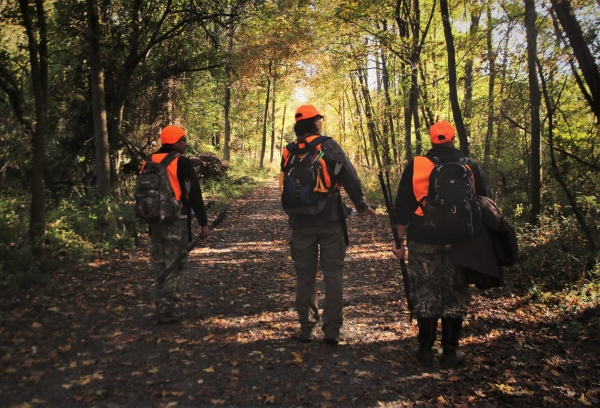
[279,135,332,194]
[412,156,474,216]
[141,153,183,201]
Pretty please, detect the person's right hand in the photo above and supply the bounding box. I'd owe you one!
[391,241,405,260]
[201,225,209,238]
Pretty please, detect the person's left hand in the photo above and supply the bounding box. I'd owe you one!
[201,225,209,238]
[358,207,377,220]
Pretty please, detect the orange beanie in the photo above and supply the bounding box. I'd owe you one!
[160,126,185,144]
[429,121,456,144]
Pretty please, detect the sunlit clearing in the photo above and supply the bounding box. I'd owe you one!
[293,87,309,104]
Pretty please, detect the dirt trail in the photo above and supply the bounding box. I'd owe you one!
[1,180,598,407]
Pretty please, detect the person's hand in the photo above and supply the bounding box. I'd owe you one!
[391,241,405,260]
[201,225,209,238]
[358,207,377,220]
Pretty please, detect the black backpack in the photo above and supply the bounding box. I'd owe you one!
[135,151,181,223]
[280,135,333,216]
[418,156,482,242]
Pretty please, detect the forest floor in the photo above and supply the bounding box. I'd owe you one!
[1,180,599,408]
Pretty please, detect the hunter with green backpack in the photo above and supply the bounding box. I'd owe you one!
[280,104,376,345]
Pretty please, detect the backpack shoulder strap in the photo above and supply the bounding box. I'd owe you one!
[159,151,181,167]
[306,135,330,148]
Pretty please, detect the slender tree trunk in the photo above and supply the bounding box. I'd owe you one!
[483,3,496,170]
[259,61,272,169]
[269,76,276,163]
[525,0,542,225]
[223,20,234,161]
[463,9,481,139]
[19,0,47,260]
[551,0,600,121]
[350,74,370,167]
[87,0,111,197]
[380,24,397,165]
[440,0,469,156]
[279,104,287,158]
[357,69,383,170]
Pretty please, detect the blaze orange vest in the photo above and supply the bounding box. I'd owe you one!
[412,156,474,216]
[279,135,332,194]
[141,153,182,201]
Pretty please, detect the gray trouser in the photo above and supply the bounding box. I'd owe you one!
[150,216,188,313]
[407,241,470,320]
[291,220,346,336]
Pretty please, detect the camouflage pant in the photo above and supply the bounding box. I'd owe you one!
[406,241,470,320]
[150,216,188,313]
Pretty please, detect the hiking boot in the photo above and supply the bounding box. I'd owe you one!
[410,345,434,367]
[323,336,339,345]
[157,311,182,324]
[439,346,464,368]
[440,318,464,368]
[411,317,438,367]
[300,333,313,343]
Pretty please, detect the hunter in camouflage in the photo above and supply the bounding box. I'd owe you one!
[406,242,470,320]
[150,217,188,316]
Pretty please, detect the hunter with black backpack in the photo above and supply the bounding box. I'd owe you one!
[281,104,376,345]
[391,121,491,368]
[135,126,209,324]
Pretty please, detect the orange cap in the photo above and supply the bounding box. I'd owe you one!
[160,126,185,144]
[294,105,324,122]
[429,121,456,144]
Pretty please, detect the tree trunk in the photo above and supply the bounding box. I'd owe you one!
[357,69,383,170]
[269,76,276,163]
[223,20,234,162]
[483,2,496,170]
[19,0,47,261]
[350,75,370,167]
[440,0,469,156]
[259,61,272,169]
[279,104,287,158]
[463,9,481,139]
[550,0,600,121]
[380,23,398,165]
[525,0,542,225]
[86,0,111,197]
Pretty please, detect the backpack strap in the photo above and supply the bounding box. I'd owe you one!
[158,150,181,166]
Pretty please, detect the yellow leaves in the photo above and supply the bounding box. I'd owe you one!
[31,322,42,329]
[264,394,275,403]
[110,331,122,338]
[360,354,377,362]
[175,338,188,344]
[447,375,460,382]
[203,366,215,372]
[544,396,558,404]
[169,347,181,353]
[578,394,593,406]
[211,399,226,405]
[493,383,534,396]
[286,351,303,364]
[58,344,71,354]
[354,369,372,377]
[550,369,561,377]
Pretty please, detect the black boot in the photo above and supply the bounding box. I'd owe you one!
[440,318,464,368]
[411,318,438,367]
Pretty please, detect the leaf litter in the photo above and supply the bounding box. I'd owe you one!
[0,180,598,406]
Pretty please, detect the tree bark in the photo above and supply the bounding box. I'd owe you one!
[269,76,276,163]
[440,0,469,156]
[357,69,383,170]
[86,0,111,197]
[350,74,370,167]
[279,104,287,158]
[19,0,47,261]
[483,2,496,170]
[223,19,235,161]
[463,8,481,140]
[550,0,600,121]
[525,0,542,225]
[259,61,272,169]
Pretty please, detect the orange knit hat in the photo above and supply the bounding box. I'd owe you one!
[160,126,185,144]
[294,105,324,122]
[429,121,456,144]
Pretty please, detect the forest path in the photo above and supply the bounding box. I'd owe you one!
[1,179,598,407]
